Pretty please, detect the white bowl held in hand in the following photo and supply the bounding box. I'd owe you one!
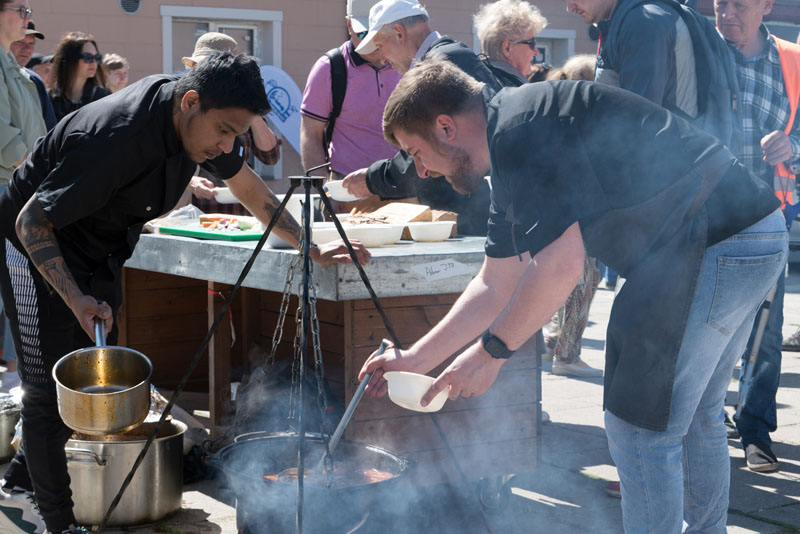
[407,221,456,242]
[324,180,363,202]
[384,371,449,412]
[212,187,239,204]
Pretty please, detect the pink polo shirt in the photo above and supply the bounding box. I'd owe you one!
[301,41,402,176]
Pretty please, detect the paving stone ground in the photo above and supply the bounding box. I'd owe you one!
[20,268,800,533]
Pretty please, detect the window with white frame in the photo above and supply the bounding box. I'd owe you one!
[161,6,284,178]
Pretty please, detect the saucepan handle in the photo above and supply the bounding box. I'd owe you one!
[94,319,106,348]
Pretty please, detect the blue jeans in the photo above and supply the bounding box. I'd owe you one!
[605,209,787,534]
[734,255,785,448]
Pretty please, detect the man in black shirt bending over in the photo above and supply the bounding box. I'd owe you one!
[0,53,368,534]
[360,60,785,533]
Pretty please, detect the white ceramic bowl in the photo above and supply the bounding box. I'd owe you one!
[212,187,239,204]
[324,180,363,202]
[384,371,449,413]
[311,222,341,245]
[407,221,456,242]
[344,224,404,247]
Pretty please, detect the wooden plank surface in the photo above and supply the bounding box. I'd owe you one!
[208,281,233,437]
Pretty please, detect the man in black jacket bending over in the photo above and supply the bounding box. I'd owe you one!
[341,0,529,236]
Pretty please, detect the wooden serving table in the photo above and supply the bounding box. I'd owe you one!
[119,233,540,484]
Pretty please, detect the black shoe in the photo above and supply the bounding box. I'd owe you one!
[745,441,779,473]
[724,412,739,439]
[782,329,800,351]
[46,524,92,534]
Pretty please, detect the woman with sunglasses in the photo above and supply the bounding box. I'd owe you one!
[49,31,110,122]
[473,0,546,80]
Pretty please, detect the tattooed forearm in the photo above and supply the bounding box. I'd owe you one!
[16,196,83,307]
[262,195,304,247]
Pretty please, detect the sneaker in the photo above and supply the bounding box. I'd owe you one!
[46,525,92,534]
[724,412,739,439]
[745,442,779,473]
[0,488,46,533]
[604,481,621,498]
[552,359,603,377]
[782,328,800,352]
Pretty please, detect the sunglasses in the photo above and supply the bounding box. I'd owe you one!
[514,37,537,51]
[356,30,368,40]
[80,52,103,64]
[3,5,32,19]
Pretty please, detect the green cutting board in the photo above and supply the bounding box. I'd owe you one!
[158,224,264,241]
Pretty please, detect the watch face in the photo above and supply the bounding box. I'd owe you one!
[483,332,511,359]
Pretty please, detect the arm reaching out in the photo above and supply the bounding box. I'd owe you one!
[15,195,112,340]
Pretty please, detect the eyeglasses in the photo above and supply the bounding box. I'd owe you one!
[356,30,368,40]
[514,37,537,51]
[3,5,32,19]
[80,53,103,64]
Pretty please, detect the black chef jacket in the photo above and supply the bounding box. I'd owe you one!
[0,74,244,303]
[485,80,778,430]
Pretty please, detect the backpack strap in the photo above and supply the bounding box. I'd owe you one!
[323,47,347,159]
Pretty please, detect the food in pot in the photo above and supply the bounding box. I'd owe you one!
[263,466,395,486]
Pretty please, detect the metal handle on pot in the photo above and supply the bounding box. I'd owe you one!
[324,339,391,463]
[65,447,108,466]
[94,319,106,348]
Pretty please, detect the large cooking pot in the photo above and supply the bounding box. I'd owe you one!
[0,393,20,462]
[53,320,152,435]
[66,420,186,527]
[210,432,409,533]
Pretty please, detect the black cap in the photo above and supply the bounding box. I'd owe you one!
[25,21,44,40]
[25,53,52,69]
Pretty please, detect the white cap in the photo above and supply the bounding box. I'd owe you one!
[347,0,374,33]
[355,0,429,55]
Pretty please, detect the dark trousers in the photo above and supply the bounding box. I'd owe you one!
[735,270,785,447]
[0,238,114,531]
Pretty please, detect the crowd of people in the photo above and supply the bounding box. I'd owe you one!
[0,0,796,532]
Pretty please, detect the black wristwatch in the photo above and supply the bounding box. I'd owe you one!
[481,331,514,359]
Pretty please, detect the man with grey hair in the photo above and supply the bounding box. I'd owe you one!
[342,0,526,235]
[473,0,548,80]
[361,58,785,533]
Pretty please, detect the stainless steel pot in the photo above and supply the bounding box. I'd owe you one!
[210,432,409,533]
[66,420,186,527]
[53,320,152,435]
[0,401,19,462]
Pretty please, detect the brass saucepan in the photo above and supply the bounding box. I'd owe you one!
[53,320,152,435]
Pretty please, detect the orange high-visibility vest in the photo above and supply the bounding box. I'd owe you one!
[773,38,800,208]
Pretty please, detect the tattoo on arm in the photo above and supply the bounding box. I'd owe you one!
[16,196,83,307]
[262,194,304,246]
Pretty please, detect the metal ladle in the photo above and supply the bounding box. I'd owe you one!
[314,339,390,472]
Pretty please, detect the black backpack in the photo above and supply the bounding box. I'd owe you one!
[610,0,742,153]
[322,47,347,158]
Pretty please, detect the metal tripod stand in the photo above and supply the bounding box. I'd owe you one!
[96,162,402,533]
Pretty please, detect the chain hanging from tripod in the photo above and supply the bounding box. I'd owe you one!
[279,203,334,483]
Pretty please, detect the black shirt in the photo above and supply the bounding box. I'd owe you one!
[484,80,776,263]
[483,80,779,430]
[49,80,111,123]
[0,75,243,293]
